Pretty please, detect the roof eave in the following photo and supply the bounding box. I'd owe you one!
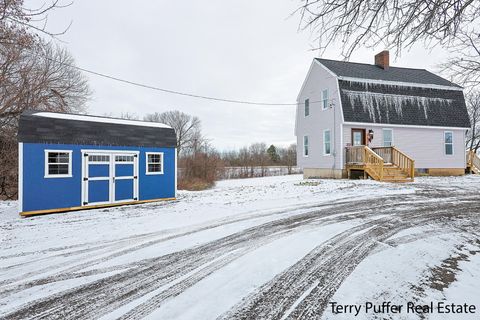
[337,76,464,91]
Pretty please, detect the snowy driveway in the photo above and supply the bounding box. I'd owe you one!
[1,175,479,319]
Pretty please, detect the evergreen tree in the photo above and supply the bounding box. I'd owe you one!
[267,144,280,163]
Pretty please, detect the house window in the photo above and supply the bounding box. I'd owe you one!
[303,136,309,157]
[322,89,329,110]
[444,131,453,155]
[304,99,310,117]
[324,130,331,155]
[383,129,393,147]
[45,150,72,178]
[146,152,164,174]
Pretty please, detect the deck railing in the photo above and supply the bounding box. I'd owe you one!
[372,146,415,179]
[370,147,392,163]
[345,146,384,180]
[346,146,415,180]
[345,145,366,164]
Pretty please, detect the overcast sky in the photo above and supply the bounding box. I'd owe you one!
[34,0,452,151]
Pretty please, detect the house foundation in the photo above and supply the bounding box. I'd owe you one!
[303,168,346,179]
[426,168,465,176]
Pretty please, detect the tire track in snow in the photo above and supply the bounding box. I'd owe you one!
[0,196,393,299]
[2,192,478,319]
[0,200,341,287]
[218,196,480,320]
[1,197,408,319]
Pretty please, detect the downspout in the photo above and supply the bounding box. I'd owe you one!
[332,98,336,177]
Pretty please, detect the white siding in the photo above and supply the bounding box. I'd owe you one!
[342,124,467,169]
[295,61,343,170]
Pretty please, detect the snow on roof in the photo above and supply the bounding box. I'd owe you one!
[31,112,172,129]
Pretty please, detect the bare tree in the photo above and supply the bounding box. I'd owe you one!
[178,140,224,190]
[238,146,250,178]
[466,91,480,152]
[118,112,139,120]
[0,40,90,130]
[297,0,480,59]
[1,0,72,46]
[441,30,480,87]
[279,144,297,174]
[249,143,269,177]
[0,128,18,199]
[144,111,202,156]
[0,1,90,199]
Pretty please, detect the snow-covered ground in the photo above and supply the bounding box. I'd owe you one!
[0,175,479,319]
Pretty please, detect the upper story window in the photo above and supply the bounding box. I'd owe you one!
[322,89,329,110]
[303,136,309,157]
[444,131,453,155]
[323,130,331,155]
[383,129,393,147]
[304,99,310,117]
[146,152,164,174]
[45,150,72,178]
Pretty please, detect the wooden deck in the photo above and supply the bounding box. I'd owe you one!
[346,146,415,182]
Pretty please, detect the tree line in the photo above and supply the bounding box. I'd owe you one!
[141,111,297,190]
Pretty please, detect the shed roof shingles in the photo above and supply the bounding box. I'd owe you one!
[18,113,177,147]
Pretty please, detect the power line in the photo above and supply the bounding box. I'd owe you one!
[49,57,322,106]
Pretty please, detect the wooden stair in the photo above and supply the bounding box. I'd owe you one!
[467,150,480,174]
[346,146,415,183]
[380,164,412,182]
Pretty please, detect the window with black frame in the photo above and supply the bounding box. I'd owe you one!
[45,151,72,177]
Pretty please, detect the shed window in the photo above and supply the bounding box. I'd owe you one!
[115,155,134,162]
[322,89,329,110]
[89,155,110,162]
[383,129,393,147]
[444,131,453,155]
[324,130,331,155]
[303,136,309,157]
[45,150,72,178]
[304,99,310,117]
[146,152,164,174]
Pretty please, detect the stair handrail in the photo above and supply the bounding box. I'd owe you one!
[364,146,384,180]
[391,146,415,180]
[467,149,480,170]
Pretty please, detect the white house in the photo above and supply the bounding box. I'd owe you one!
[295,51,470,182]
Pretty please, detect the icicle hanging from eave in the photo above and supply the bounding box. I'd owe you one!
[342,90,453,123]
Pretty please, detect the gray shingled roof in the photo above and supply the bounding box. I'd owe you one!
[339,80,470,128]
[18,112,177,147]
[317,58,461,88]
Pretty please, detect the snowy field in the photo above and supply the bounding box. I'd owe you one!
[0,175,479,319]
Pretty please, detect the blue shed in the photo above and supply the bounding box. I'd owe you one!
[17,111,177,216]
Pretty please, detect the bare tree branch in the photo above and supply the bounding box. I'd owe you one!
[144,111,203,156]
[296,0,480,59]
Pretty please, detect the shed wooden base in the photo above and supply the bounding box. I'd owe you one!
[19,197,176,217]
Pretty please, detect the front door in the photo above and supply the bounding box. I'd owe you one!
[352,129,366,146]
[82,151,139,206]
